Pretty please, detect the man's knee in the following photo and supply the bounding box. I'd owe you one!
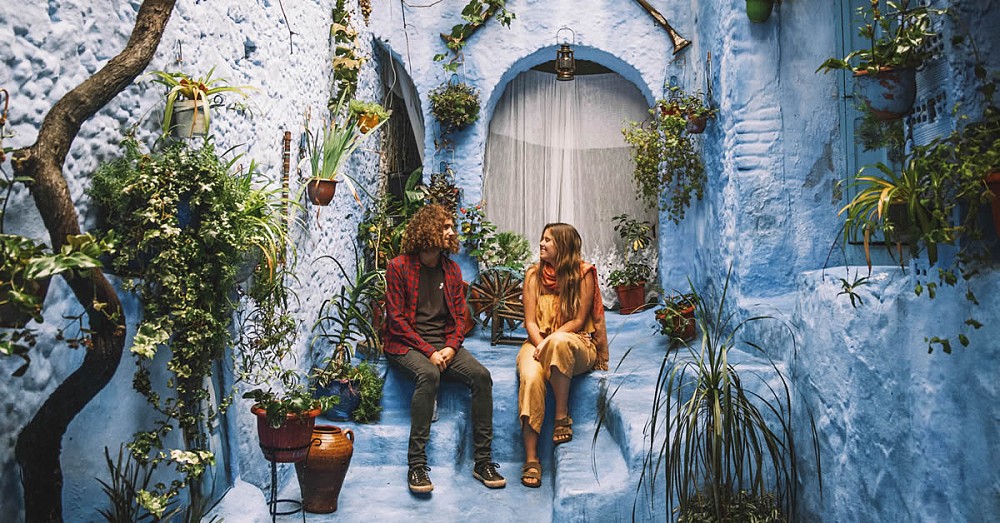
[413,366,441,391]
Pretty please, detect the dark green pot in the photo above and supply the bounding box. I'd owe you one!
[746,0,774,22]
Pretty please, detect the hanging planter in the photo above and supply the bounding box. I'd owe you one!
[745,0,775,23]
[307,179,338,206]
[686,115,709,134]
[854,67,917,121]
[170,99,210,138]
[429,80,481,133]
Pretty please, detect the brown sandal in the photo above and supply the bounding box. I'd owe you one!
[553,416,573,445]
[521,461,542,488]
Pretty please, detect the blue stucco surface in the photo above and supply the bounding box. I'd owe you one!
[1,0,999,521]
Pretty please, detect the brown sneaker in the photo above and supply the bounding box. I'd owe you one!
[408,465,433,493]
[473,461,506,489]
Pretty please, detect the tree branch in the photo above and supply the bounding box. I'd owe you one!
[11,0,176,520]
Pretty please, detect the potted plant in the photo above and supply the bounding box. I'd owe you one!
[347,99,391,134]
[659,86,718,134]
[244,384,336,462]
[148,67,253,138]
[310,357,384,423]
[429,80,481,133]
[303,96,389,206]
[608,213,655,314]
[624,91,706,224]
[655,292,698,346]
[622,269,820,520]
[745,0,777,23]
[311,251,386,421]
[816,0,944,120]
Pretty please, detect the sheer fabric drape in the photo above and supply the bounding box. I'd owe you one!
[483,70,657,294]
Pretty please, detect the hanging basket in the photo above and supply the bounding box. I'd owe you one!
[686,115,709,134]
[307,179,338,206]
[854,67,917,121]
[746,0,775,23]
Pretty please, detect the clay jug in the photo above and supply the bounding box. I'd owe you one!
[295,425,355,513]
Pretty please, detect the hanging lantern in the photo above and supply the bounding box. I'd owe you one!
[555,27,575,81]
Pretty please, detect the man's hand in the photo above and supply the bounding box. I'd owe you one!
[439,347,456,366]
[429,350,449,371]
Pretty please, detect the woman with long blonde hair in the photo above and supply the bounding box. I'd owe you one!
[516,223,608,488]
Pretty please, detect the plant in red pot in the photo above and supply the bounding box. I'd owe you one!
[608,214,656,314]
[244,385,336,463]
[655,292,699,347]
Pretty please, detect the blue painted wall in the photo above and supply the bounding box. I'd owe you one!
[1,0,998,520]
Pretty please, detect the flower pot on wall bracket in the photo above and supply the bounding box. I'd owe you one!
[854,67,917,121]
[746,0,775,23]
[985,172,1000,238]
[171,99,210,138]
[307,179,338,206]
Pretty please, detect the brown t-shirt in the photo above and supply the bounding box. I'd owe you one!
[415,262,449,350]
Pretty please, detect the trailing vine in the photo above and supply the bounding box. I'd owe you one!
[331,0,365,106]
[434,0,515,73]
[89,138,283,515]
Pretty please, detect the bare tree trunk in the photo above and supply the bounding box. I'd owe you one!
[10,0,176,520]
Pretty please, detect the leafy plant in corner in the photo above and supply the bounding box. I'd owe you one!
[600,268,820,521]
[310,358,384,423]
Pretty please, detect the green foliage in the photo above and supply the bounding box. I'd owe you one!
[458,202,504,268]
[243,385,335,429]
[89,137,284,513]
[623,90,706,224]
[816,0,945,74]
[430,82,481,132]
[856,103,905,164]
[97,444,180,522]
[434,0,515,73]
[313,249,386,363]
[630,269,817,520]
[678,490,784,523]
[148,67,253,136]
[310,358,384,424]
[348,99,391,121]
[331,0,365,102]
[493,231,531,271]
[654,292,698,337]
[608,214,655,287]
[837,273,871,309]
[357,170,427,272]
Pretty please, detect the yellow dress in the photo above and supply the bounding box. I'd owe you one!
[516,293,597,433]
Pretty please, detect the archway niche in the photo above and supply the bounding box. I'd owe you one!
[483,58,656,285]
[375,43,424,198]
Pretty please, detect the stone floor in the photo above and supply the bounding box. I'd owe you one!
[213,307,674,522]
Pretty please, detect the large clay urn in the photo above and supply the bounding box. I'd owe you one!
[295,425,355,513]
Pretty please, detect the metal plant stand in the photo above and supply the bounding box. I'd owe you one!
[261,444,308,523]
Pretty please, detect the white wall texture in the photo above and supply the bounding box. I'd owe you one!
[1,0,999,520]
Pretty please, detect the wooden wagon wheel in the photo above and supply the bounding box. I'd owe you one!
[467,267,524,328]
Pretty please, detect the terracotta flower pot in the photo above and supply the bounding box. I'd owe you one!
[295,425,355,513]
[357,114,380,134]
[854,67,917,121]
[307,179,338,206]
[251,405,320,463]
[686,115,708,134]
[615,283,646,315]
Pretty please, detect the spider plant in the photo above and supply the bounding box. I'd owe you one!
[642,268,819,520]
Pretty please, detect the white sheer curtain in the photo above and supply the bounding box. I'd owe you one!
[483,70,656,288]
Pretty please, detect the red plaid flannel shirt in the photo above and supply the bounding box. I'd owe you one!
[384,253,466,357]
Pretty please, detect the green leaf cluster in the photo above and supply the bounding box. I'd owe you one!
[608,213,655,288]
[623,90,707,224]
[434,0,515,73]
[429,82,481,133]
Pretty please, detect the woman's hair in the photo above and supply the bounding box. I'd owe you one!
[401,204,459,254]
[536,223,584,322]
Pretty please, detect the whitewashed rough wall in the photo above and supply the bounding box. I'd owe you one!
[0,0,385,519]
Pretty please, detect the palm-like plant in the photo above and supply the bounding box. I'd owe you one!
[642,269,817,520]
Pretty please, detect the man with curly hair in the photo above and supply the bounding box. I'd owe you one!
[384,204,505,493]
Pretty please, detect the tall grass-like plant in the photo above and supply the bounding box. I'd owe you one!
[640,269,818,520]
